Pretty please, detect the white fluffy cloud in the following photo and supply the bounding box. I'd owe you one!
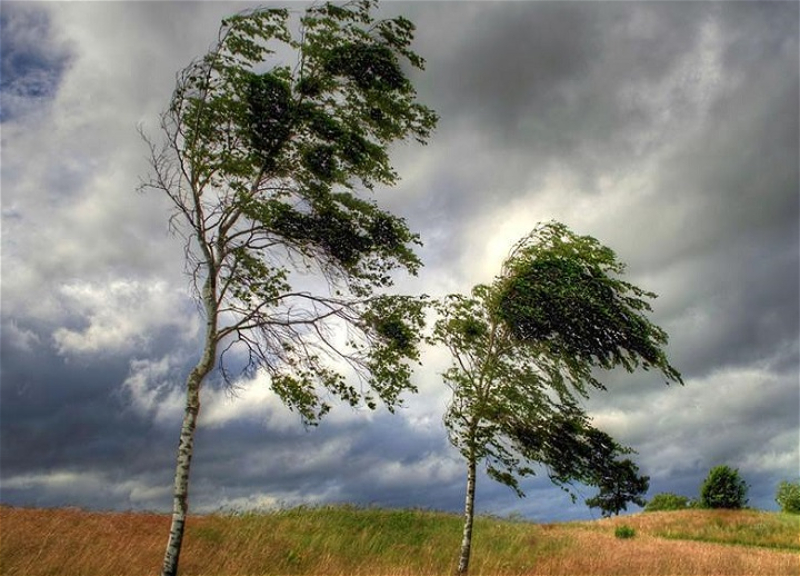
[52,279,198,356]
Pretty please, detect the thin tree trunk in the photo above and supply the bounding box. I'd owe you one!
[457,454,477,576]
[161,279,218,576]
[161,369,202,576]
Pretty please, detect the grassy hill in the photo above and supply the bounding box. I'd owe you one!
[1,504,798,575]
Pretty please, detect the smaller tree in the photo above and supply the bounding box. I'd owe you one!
[585,456,649,517]
[700,465,748,509]
[775,480,800,514]
[434,222,682,575]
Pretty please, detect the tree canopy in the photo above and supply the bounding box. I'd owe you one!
[494,222,682,381]
[144,0,438,422]
[700,465,749,509]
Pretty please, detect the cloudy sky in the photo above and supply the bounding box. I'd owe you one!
[1,1,798,523]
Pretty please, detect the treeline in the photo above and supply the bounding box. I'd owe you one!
[646,467,800,513]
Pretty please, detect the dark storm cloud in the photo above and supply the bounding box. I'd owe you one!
[186,409,578,519]
[640,2,799,380]
[184,411,462,511]
[405,3,719,203]
[390,2,798,285]
[0,318,191,479]
[659,229,799,379]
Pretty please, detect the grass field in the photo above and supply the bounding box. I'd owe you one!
[1,505,798,575]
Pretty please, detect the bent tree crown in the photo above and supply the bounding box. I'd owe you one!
[144,0,438,421]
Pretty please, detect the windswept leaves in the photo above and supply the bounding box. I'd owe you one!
[246,72,293,169]
[494,222,682,383]
[361,294,428,411]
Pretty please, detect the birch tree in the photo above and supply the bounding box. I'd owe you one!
[434,222,681,575]
[139,3,436,575]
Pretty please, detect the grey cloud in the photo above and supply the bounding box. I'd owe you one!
[391,1,794,283]
[0,2,259,319]
[0,326,182,480]
[414,3,715,178]
[585,363,799,508]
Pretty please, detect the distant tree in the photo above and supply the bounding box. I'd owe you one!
[700,465,749,509]
[434,222,682,575]
[139,2,436,575]
[584,454,650,517]
[775,480,800,514]
[644,492,692,512]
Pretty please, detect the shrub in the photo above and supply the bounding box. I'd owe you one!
[644,492,691,512]
[614,525,636,539]
[700,465,748,509]
[776,480,800,514]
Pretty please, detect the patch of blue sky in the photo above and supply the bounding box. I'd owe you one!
[1,6,72,123]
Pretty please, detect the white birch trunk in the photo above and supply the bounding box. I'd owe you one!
[160,367,204,576]
[457,454,477,576]
[161,278,217,576]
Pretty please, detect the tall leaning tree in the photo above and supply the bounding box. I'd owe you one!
[434,222,681,575]
[139,2,437,575]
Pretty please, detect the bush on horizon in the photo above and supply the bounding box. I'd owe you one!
[700,465,749,509]
[775,480,800,514]
[644,492,692,512]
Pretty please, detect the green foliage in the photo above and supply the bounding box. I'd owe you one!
[614,525,636,539]
[700,465,749,510]
[775,480,800,514]
[644,492,692,512]
[508,404,650,514]
[584,457,649,517]
[493,222,682,383]
[143,0,438,424]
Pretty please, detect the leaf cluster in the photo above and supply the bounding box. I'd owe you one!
[494,222,682,383]
[644,492,693,512]
[583,458,649,516]
[179,0,436,192]
[775,480,800,514]
[511,405,649,515]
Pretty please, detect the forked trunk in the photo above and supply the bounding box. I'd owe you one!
[457,454,477,576]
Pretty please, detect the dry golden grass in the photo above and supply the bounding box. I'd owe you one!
[0,506,168,576]
[603,509,800,550]
[1,505,797,576]
[529,525,798,575]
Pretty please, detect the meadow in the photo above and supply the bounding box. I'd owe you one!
[1,504,798,575]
